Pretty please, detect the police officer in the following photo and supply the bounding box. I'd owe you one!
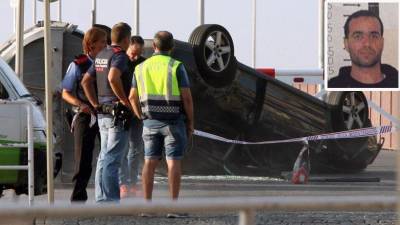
[129,31,194,213]
[61,27,107,202]
[119,36,146,198]
[81,22,133,202]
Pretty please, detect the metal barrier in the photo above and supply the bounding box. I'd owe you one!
[0,196,395,225]
[0,100,34,205]
[256,68,324,84]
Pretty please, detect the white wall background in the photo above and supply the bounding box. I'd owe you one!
[0,0,320,69]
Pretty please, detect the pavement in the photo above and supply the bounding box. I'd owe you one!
[0,150,397,225]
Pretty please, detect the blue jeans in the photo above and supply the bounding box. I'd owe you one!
[119,118,143,186]
[142,120,187,160]
[95,115,129,202]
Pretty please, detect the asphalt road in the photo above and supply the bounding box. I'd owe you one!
[0,150,397,225]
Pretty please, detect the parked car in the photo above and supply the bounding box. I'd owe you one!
[0,57,48,196]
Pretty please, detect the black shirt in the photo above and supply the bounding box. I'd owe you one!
[127,56,146,82]
[328,64,398,88]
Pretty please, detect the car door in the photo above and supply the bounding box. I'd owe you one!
[0,71,24,144]
[0,76,24,184]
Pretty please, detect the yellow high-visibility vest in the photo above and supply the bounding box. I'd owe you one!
[135,54,183,120]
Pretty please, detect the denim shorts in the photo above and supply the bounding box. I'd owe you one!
[142,120,187,160]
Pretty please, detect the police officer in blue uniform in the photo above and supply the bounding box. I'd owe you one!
[61,27,107,202]
[81,22,133,202]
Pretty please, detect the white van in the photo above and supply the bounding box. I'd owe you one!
[0,57,48,196]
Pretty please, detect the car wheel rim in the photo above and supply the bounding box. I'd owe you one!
[342,92,367,130]
[204,31,232,72]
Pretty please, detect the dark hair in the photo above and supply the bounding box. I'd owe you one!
[111,22,132,43]
[344,10,384,38]
[153,31,174,51]
[82,27,107,54]
[131,35,144,45]
[93,24,111,45]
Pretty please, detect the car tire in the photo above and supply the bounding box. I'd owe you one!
[327,91,369,131]
[189,24,237,88]
[325,91,379,172]
[324,120,379,173]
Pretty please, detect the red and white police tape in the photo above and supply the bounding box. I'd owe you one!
[194,125,396,185]
[193,125,396,145]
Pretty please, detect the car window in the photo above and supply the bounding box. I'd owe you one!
[0,59,30,98]
[0,81,9,99]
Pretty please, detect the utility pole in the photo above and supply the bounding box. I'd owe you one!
[251,0,257,68]
[91,0,96,25]
[198,0,204,25]
[133,0,139,35]
[15,0,24,81]
[44,0,54,204]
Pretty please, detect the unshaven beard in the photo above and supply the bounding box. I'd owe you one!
[350,48,382,68]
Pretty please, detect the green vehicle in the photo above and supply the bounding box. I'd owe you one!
[0,57,48,196]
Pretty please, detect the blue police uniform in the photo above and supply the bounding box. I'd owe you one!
[87,45,131,202]
[62,54,99,202]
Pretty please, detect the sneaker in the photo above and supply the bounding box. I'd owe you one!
[120,185,129,199]
[166,212,189,218]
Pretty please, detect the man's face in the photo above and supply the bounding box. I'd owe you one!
[344,16,384,68]
[127,43,144,61]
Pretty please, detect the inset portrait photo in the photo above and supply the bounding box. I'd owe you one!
[325,0,399,91]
